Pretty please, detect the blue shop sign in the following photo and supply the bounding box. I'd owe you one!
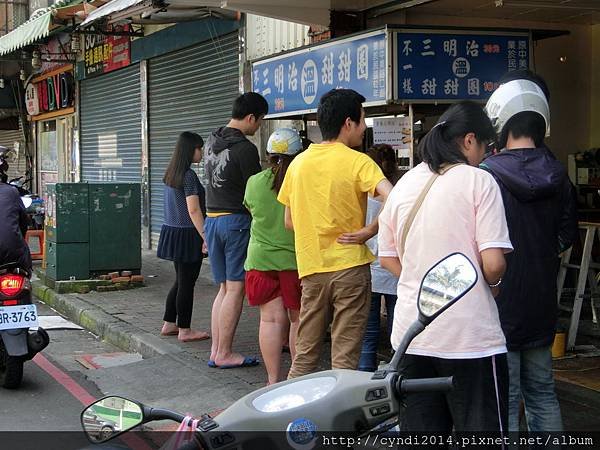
[252,30,388,117]
[396,32,530,101]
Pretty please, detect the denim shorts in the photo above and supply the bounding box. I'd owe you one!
[204,214,251,283]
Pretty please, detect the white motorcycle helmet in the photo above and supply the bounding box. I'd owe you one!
[267,128,304,156]
[485,78,550,139]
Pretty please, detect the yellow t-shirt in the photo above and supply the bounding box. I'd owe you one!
[277,142,386,278]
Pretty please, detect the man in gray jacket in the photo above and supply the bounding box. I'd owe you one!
[204,92,267,369]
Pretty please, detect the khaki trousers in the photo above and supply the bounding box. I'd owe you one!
[288,264,371,379]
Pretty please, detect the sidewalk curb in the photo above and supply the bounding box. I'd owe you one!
[32,280,184,359]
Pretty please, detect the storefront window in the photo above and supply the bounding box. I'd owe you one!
[40,120,58,171]
[39,120,58,199]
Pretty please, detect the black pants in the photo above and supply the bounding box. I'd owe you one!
[163,260,202,329]
[399,354,508,435]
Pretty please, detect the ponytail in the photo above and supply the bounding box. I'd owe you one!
[418,101,495,174]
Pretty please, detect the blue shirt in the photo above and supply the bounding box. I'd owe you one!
[163,169,206,228]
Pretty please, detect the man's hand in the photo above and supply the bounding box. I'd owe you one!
[337,226,375,245]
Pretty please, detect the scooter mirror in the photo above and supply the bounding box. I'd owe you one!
[81,396,143,443]
[417,252,477,321]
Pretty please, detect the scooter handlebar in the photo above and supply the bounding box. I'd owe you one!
[399,376,454,393]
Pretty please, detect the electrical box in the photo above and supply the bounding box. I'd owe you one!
[89,183,141,272]
[45,241,90,281]
[43,182,141,281]
[45,183,89,243]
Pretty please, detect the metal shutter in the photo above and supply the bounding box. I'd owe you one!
[0,127,25,182]
[80,64,142,183]
[148,32,239,247]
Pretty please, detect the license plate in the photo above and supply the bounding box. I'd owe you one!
[0,304,38,330]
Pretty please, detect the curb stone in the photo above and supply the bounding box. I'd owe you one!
[32,280,183,359]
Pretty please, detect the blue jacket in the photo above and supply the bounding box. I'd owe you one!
[481,147,578,350]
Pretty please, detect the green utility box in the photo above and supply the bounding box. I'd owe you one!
[44,182,141,281]
[89,183,141,272]
[45,183,89,243]
[45,241,90,281]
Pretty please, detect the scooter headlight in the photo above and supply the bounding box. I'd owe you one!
[252,376,337,413]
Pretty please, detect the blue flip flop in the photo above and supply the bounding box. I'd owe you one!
[218,356,259,369]
[207,360,217,368]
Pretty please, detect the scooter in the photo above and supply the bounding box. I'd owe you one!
[0,262,50,389]
[80,253,478,449]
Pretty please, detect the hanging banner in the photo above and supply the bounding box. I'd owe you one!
[252,30,389,117]
[39,34,72,73]
[396,31,530,101]
[84,26,131,78]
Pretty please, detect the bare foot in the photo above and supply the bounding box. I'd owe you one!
[214,352,258,368]
[178,329,210,342]
[160,322,178,336]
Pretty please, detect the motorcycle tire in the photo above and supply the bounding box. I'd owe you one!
[0,341,24,389]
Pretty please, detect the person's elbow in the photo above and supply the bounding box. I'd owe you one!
[375,179,393,201]
[284,216,294,230]
[481,248,507,280]
[187,206,201,216]
[380,256,401,278]
[284,207,294,230]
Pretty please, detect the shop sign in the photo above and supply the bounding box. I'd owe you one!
[25,72,74,117]
[25,83,40,116]
[84,26,131,78]
[396,31,530,101]
[39,34,72,73]
[252,30,389,117]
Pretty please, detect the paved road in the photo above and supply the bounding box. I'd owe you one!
[0,302,146,449]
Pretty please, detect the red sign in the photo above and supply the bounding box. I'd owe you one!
[84,26,131,77]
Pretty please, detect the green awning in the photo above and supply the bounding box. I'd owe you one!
[0,0,80,56]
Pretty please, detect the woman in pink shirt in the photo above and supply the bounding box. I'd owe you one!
[378,101,513,434]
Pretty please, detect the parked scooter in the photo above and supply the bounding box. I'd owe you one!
[0,262,50,388]
[0,145,45,230]
[80,253,478,449]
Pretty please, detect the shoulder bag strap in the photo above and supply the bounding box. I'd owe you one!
[399,163,463,257]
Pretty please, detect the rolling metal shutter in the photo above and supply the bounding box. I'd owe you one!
[0,127,25,182]
[148,32,239,247]
[80,64,142,183]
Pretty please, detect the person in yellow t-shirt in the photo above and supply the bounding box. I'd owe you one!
[278,89,393,378]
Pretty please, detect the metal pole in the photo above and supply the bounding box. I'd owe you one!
[140,59,151,250]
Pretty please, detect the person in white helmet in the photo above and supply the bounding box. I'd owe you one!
[243,128,306,385]
[482,70,578,432]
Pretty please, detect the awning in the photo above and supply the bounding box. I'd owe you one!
[81,0,154,26]
[0,0,81,56]
[80,0,330,27]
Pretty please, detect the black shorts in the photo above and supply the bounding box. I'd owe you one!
[398,353,508,436]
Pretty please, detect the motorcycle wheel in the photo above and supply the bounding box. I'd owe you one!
[0,341,24,389]
[100,426,115,441]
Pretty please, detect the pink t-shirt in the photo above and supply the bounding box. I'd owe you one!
[378,162,513,359]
